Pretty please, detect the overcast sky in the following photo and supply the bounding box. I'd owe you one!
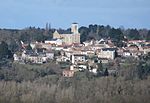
[0,0,150,29]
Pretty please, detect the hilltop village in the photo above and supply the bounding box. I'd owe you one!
[13,23,150,77]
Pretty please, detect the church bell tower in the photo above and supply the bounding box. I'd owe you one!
[71,23,79,34]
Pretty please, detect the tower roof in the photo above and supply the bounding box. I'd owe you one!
[72,22,78,24]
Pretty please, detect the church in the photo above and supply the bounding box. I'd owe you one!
[53,23,80,45]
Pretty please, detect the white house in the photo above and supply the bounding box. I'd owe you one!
[13,54,20,61]
[71,54,86,64]
[45,38,63,45]
[123,50,132,57]
[98,48,116,60]
[46,51,54,59]
[89,68,97,74]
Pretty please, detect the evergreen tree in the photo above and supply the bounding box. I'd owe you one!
[146,30,150,41]
[128,29,141,40]
[109,28,124,47]
[104,68,109,76]
[0,41,12,59]
[97,62,103,76]
[109,28,124,41]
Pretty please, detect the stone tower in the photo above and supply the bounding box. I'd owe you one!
[71,23,79,34]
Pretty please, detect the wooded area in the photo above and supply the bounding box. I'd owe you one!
[0,55,150,103]
[0,72,150,103]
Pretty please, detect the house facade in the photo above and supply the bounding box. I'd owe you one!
[98,48,116,60]
[63,69,75,77]
[71,54,86,64]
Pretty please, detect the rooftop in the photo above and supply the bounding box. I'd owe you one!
[102,48,117,51]
[73,54,86,57]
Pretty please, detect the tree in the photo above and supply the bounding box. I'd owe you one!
[146,30,150,41]
[137,61,145,79]
[104,68,109,76]
[19,32,31,42]
[79,27,89,43]
[8,40,19,52]
[97,62,103,76]
[109,28,124,47]
[128,29,141,40]
[109,28,124,41]
[0,41,12,59]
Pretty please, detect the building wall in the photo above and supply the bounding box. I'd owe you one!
[53,31,61,39]
[71,54,86,64]
[45,39,62,45]
[53,23,80,45]
[98,50,115,60]
[71,23,79,34]
[61,34,80,45]
[63,70,75,77]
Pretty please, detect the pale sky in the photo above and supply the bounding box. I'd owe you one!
[0,0,150,29]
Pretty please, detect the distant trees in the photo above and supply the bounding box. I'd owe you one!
[79,27,89,43]
[146,30,150,41]
[104,68,109,76]
[128,29,141,40]
[109,28,124,47]
[79,24,148,47]
[136,55,150,79]
[19,27,48,42]
[79,24,111,43]
[19,32,31,42]
[0,62,61,82]
[109,28,124,41]
[0,73,150,103]
[0,41,12,59]
[8,39,19,53]
[97,62,103,76]
[78,24,150,44]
